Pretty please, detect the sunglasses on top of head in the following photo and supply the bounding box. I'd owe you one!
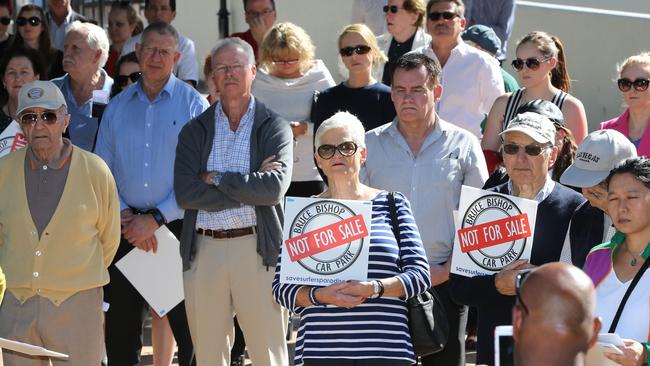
[0,17,11,26]
[617,77,650,92]
[339,45,371,57]
[116,72,141,87]
[16,16,42,27]
[383,5,403,14]
[427,11,459,21]
[511,57,550,71]
[317,141,358,160]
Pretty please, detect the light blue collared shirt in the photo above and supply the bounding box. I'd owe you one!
[51,70,113,152]
[94,74,209,221]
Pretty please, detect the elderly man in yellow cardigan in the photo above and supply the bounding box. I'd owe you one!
[0,80,120,365]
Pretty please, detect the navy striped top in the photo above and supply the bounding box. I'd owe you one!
[272,191,431,365]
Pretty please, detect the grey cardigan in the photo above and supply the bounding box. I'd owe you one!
[174,99,293,270]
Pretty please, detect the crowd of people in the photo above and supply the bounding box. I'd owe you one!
[0,0,648,366]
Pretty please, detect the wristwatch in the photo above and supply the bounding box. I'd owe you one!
[368,280,385,299]
[148,208,166,227]
[211,172,223,187]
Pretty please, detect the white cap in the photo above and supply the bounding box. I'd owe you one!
[499,112,556,145]
[560,130,637,187]
[16,80,67,116]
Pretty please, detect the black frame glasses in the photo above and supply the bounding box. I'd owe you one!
[339,45,372,57]
[427,11,459,21]
[515,270,532,315]
[617,77,650,92]
[502,142,551,156]
[116,72,141,87]
[317,141,358,159]
[383,5,402,14]
[511,57,550,71]
[16,16,42,27]
[19,111,60,126]
[0,17,11,26]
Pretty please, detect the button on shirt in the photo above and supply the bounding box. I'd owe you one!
[94,74,209,221]
[412,40,504,138]
[51,70,114,151]
[196,98,257,230]
[362,118,488,263]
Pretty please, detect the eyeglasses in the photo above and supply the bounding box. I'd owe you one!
[515,270,532,315]
[427,11,459,21]
[617,78,650,92]
[317,141,358,159]
[16,16,42,27]
[245,9,274,17]
[271,59,299,66]
[116,72,141,87]
[511,57,550,71]
[0,17,11,26]
[213,64,247,74]
[19,111,60,126]
[383,5,403,14]
[502,142,551,156]
[141,46,174,58]
[340,45,372,57]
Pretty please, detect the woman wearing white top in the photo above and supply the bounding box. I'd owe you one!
[253,22,336,197]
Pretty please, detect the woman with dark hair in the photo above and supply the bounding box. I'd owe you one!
[105,2,141,77]
[0,2,13,56]
[482,31,588,173]
[12,4,64,79]
[584,157,650,366]
[0,47,45,132]
[109,52,139,98]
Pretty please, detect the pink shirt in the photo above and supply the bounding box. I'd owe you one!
[600,109,650,157]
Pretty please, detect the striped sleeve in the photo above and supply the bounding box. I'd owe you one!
[391,192,431,299]
[271,247,306,314]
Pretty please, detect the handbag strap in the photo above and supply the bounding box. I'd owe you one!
[608,255,649,333]
[387,191,404,271]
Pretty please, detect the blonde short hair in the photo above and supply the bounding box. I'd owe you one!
[338,23,387,68]
[618,52,650,75]
[259,22,315,75]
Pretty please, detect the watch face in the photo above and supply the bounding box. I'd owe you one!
[212,173,221,185]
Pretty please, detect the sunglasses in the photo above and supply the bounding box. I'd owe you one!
[0,17,11,26]
[511,57,550,71]
[502,142,551,156]
[617,77,650,92]
[116,72,141,87]
[317,141,358,159]
[515,270,532,315]
[19,111,60,126]
[340,45,371,57]
[271,59,299,66]
[428,11,459,21]
[16,16,42,27]
[383,5,403,14]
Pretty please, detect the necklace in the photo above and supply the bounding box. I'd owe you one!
[622,243,641,266]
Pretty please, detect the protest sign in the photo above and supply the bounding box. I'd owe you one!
[451,186,538,277]
[0,121,27,158]
[280,197,372,286]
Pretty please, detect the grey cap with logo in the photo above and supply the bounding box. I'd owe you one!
[560,129,637,188]
[499,112,556,145]
[16,80,67,116]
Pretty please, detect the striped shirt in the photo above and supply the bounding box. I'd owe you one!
[272,191,431,365]
[196,98,257,230]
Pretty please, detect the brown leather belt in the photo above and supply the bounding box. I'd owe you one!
[196,227,255,239]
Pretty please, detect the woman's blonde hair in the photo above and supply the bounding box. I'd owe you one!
[338,23,387,67]
[517,31,571,93]
[618,52,650,75]
[259,22,315,75]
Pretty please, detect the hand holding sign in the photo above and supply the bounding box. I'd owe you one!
[494,259,533,296]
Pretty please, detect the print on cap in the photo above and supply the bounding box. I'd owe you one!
[27,88,45,99]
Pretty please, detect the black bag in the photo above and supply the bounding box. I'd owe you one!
[387,192,449,357]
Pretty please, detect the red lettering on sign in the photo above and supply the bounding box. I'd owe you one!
[457,213,531,253]
[284,214,368,262]
[11,133,27,152]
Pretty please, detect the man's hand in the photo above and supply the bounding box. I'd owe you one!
[605,339,647,366]
[495,259,533,296]
[122,214,160,253]
[249,13,273,44]
[120,208,135,225]
[199,171,218,185]
[259,155,282,172]
[289,121,308,138]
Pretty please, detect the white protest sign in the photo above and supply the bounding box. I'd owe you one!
[451,186,538,277]
[0,337,68,358]
[0,121,27,158]
[280,197,372,286]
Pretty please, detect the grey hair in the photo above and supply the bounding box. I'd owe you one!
[315,111,366,149]
[210,37,256,66]
[65,21,110,67]
[141,21,179,48]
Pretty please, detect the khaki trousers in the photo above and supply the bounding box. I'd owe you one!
[0,288,103,366]
[183,233,288,366]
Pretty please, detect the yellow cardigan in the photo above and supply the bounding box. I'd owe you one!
[0,147,120,305]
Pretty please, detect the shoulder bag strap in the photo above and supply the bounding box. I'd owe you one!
[387,192,403,271]
[608,257,650,333]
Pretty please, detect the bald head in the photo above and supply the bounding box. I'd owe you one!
[513,263,601,366]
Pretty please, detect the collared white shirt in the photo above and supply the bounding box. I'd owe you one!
[48,11,74,51]
[196,98,257,230]
[121,33,199,83]
[362,117,488,263]
[412,40,504,138]
[506,178,555,203]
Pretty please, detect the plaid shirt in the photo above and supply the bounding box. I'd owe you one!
[196,98,257,230]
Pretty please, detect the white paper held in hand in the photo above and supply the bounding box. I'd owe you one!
[0,337,68,358]
[115,225,184,317]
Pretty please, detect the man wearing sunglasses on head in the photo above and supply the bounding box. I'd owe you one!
[449,112,586,366]
[412,0,503,138]
[0,80,120,366]
[46,0,90,51]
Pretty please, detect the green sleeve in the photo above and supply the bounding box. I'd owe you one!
[643,342,649,366]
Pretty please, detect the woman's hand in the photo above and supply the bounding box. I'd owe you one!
[337,280,374,298]
[315,281,365,309]
[605,339,648,366]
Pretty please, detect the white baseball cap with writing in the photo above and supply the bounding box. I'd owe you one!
[499,112,556,145]
[16,80,67,116]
